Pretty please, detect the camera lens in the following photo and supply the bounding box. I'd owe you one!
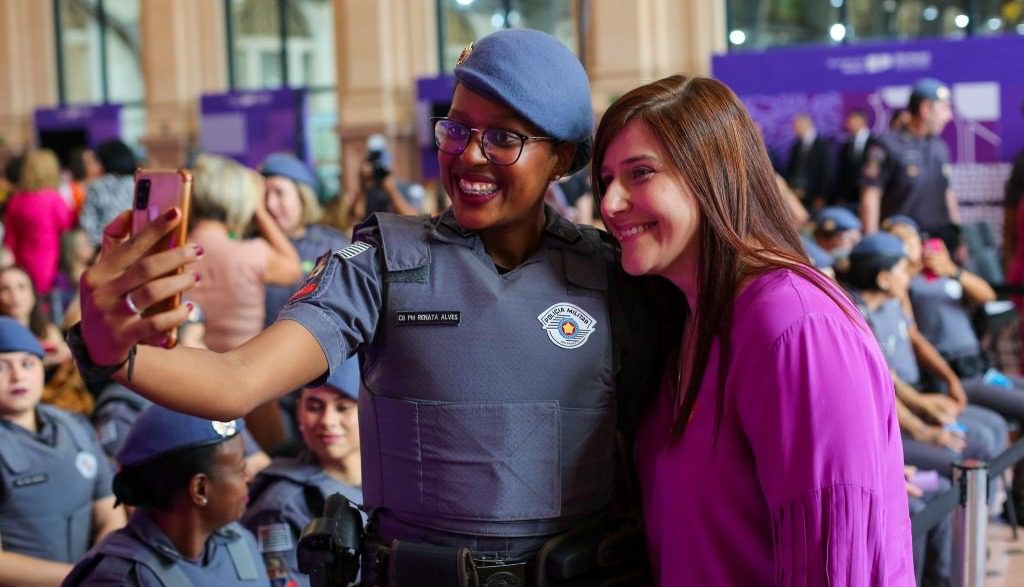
[135,179,150,210]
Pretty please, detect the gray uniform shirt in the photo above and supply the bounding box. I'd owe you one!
[862,130,953,230]
[0,405,113,563]
[908,274,979,360]
[860,295,921,385]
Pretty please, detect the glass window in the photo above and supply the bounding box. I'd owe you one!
[728,0,840,51]
[287,0,336,88]
[230,0,286,90]
[57,0,143,104]
[104,0,143,103]
[59,0,104,103]
[848,0,971,41]
[975,0,1023,35]
[438,0,578,71]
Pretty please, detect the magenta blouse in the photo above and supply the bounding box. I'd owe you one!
[635,269,914,585]
[3,189,73,294]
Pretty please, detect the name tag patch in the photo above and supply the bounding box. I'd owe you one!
[13,473,48,488]
[395,311,461,326]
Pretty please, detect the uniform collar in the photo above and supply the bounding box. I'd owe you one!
[431,205,594,254]
[128,509,238,563]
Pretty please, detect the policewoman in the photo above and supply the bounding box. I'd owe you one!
[63,405,269,586]
[71,28,666,586]
[0,317,123,586]
[242,379,362,587]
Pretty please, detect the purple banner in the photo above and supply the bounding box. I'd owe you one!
[416,74,456,180]
[34,104,122,147]
[713,35,1024,164]
[199,88,309,169]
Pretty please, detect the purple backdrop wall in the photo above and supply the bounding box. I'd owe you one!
[199,88,309,169]
[712,35,1024,166]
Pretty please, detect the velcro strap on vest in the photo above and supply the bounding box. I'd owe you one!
[225,533,260,580]
[387,539,475,587]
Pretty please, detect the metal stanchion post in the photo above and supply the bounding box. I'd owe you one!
[951,460,988,587]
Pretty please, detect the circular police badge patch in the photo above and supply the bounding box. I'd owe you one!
[212,420,238,437]
[75,451,98,479]
[943,278,964,300]
[537,303,596,349]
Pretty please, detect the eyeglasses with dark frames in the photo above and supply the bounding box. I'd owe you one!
[432,117,557,166]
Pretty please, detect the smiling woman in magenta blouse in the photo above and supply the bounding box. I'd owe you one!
[594,75,914,585]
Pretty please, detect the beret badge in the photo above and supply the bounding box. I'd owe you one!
[456,42,474,66]
[212,420,238,437]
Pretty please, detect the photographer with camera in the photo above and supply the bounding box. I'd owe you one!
[346,134,424,223]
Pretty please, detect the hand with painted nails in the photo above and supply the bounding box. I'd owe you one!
[78,208,203,367]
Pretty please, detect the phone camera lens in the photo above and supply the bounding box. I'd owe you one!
[135,179,151,210]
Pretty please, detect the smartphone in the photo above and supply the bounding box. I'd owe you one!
[131,169,192,347]
[922,237,943,281]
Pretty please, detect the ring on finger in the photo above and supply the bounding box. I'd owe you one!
[124,291,142,315]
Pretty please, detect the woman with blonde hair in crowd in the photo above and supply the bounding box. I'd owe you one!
[185,154,301,450]
[3,149,73,296]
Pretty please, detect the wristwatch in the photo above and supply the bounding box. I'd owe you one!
[66,323,136,388]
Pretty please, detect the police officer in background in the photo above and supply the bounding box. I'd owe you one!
[63,405,269,586]
[0,317,124,587]
[860,78,961,249]
[70,27,668,587]
[243,378,362,587]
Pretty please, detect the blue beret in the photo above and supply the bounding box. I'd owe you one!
[801,236,834,269]
[0,317,44,358]
[910,78,951,103]
[117,405,245,467]
[850,232,906,259]
[454,29,594,174]
[881,214,920,234]
[260,152,316,188]
[325,356,360,399]
[816,207,862,234]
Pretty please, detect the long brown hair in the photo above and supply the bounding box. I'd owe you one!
[593,75,849,439]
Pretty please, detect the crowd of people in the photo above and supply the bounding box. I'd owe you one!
[0,26,1022,587]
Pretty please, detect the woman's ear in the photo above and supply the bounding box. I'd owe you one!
[876,269,892,292]
[190,474,210,507]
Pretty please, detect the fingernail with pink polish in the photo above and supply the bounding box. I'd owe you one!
[192,244,204,257]
[164,207,180,221]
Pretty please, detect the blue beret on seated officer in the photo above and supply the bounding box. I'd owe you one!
[0,315,44,356]
[801,235,834,270]
[851,231,907,259]
[260,152,316,189]
[63,404,268,586]
[454,28,594,173]
[815,206,862,235]
[117,404,244,467]
[881,214,921,234]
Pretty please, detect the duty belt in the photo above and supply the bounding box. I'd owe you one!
[363,540,532,587]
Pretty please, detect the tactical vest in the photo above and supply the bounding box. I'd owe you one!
[0,405,98,562]
[360,214,618,537]
[65,522,262,587]
[248,456,363,520]
[853,293,920,385]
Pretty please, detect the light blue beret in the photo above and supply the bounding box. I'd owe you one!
[117,405,245,467]
[910,78,951,103]
[454,28,594,173]
[816,207,862,234]
[881,214,920,234]
[0,317,44,358]
[261,152,316,189]
[850,232,906,259]
[801,235,834,269]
